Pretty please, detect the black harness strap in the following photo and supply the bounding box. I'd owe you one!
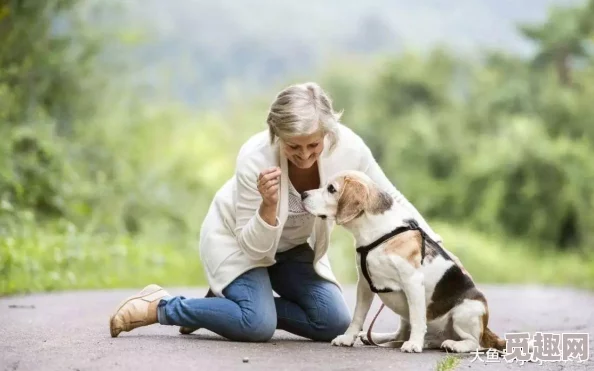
[355,219,433,293]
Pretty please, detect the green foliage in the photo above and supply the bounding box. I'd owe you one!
[0,0,103,133]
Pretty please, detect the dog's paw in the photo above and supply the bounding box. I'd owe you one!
[441,340,458,352]
[440,340,476,353]
[357,331,371,345]
[331,334,356,347]
[401,340,423,353]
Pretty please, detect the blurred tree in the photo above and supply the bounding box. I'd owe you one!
[518,2,594,86]
[364,48,457,162]
[0,0,106,222]
[0,0,102,134]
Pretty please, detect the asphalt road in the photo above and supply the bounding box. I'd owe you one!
[1,284,593,371]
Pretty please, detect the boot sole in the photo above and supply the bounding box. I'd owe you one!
[109,286,165,338]
[179,326,199,335]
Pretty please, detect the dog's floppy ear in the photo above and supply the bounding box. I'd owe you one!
[336,177,368,225]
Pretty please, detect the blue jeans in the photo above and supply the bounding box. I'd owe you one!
[156,244,351,342]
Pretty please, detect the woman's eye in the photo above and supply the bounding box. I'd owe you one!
[327,184,336,194]
[308,143,319,148]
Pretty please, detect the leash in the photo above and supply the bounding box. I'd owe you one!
[365,303,384,346]
[364,303,405,348]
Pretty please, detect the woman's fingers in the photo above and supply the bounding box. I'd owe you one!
[262,183,279,198]
[265,185,279,202]
[259,168,281,183]
[257,167,280,205]
[261,166,278,175]
[258,168,280,189]
[262,178,280,191]
[266,184,279,195]
[259,166,280,177]
[258,176,279,192]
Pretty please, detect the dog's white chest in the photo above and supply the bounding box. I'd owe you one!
[360,247,456,316]
[359,249,408,293]
[363,251,413,317]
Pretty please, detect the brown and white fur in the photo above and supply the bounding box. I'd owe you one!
[302,170,505,353]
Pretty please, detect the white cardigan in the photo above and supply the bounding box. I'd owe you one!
[198,123,442,297]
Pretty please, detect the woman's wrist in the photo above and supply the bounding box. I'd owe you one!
[259,201,278,226]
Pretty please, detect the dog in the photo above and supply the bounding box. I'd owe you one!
[301,170,506,353]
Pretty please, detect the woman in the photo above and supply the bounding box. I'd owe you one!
[109,82,464,342]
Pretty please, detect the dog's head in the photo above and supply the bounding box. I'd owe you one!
[302,171,393,225]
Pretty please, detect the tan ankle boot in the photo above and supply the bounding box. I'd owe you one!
[109,284,170,337]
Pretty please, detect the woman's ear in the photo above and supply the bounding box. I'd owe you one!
[336,177,369,225]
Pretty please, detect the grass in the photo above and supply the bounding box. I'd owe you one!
[0,214,205,296]
[435,355,461,371]
[2,215,593,296]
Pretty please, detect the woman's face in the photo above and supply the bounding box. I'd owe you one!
[281,130,325,169]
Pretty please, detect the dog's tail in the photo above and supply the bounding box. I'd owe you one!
[481,327,506,351]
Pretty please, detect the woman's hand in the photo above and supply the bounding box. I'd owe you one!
[257,167,281,206]
[257,167,281,226]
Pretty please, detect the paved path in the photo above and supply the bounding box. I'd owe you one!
[1,285,592,371]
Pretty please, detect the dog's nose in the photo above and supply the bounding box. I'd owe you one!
[301,192,308,200]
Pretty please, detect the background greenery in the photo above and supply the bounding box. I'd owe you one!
[1,0,594,296]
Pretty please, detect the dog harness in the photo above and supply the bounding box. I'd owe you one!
[355,219,436,293]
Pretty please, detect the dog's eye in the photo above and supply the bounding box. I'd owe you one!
[327,184,336,194]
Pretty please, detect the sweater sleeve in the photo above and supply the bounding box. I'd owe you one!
[233,156,281,260]
[357,138,443,244]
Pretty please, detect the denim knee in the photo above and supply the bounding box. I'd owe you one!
[233,311,277,342]
[320,311,351,341]
[334,310,352,335]
[309,306,351,342]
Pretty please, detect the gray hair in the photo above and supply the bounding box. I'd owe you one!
[266,82,342,151]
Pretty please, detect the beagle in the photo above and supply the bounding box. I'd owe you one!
[302,170,506,353]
